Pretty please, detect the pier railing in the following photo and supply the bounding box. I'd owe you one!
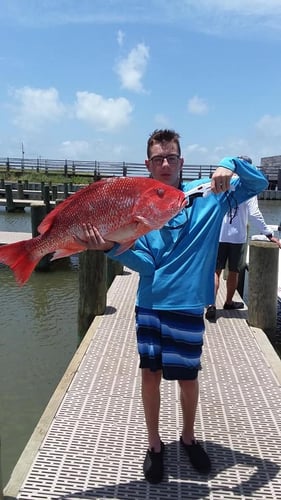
[0,156,220,180]
[1,156,280,187]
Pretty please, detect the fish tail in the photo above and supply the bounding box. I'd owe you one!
[0,240,39,285]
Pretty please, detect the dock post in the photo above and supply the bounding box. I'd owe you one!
[0,437,3,500]
[52,185,58,201]
[63,183,69,199]
[248,241,279,338]
[40,181,45,200]
[78,250,107,341]
[31,202,51,271]
[107,257,123,288]
[42,185,51,213]
[5,184,16,212]
[17,180,24,199]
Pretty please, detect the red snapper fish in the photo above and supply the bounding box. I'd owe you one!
[0,176,187,285]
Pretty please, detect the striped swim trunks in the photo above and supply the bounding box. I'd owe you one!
[135,306,204,381]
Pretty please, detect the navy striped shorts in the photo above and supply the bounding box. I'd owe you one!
[135,306,204,381]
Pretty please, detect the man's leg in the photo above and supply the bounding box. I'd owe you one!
[225,270,239,304]
[215,269,222,296]
[223,244,244,309]
[141,368,162,451]
[205,269,222,320]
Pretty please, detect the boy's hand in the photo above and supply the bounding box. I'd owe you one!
[73,223,115,251]
[211,167,233,193]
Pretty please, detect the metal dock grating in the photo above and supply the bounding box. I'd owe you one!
[5,268,281,499]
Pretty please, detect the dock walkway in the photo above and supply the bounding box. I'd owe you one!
[4,270,281,500]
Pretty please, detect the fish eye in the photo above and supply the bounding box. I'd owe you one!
[156,188,165,197]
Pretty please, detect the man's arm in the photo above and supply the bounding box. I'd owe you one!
[247,197,281,248]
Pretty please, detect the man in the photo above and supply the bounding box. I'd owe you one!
[206,155,281,322]
[75,131,268,483]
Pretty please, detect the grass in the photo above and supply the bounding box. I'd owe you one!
[0,169,94,185]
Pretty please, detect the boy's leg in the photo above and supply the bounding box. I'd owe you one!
[179,378,198,444]
[141,368,162,451]
[179,377,211,473]
[141,368,165,484]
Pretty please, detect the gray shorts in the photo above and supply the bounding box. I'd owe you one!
[216,242,246,273]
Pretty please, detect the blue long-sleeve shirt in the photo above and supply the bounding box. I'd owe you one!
[106,157,268,313]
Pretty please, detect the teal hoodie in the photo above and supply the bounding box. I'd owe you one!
[106,157,268,312]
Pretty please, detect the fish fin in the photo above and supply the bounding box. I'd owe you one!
[0,240,38,286]
[37,195,76,234]
[37,208,58,234]
[133,215,151,226]
[51,245,85,261]
[114,240,136,255]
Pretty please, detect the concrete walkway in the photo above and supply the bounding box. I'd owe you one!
[3,269,281,500]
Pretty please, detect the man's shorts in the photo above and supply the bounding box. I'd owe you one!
[216,242,246,273]
[135,306,204,381]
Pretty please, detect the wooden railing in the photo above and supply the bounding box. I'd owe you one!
[0,156,279,187]
[0,157,220,180]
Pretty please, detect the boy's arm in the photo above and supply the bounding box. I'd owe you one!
[74,224,155,275]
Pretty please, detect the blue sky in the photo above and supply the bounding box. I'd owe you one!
[1,0,281,166]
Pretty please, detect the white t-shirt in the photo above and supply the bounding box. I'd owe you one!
[219,196,272,244]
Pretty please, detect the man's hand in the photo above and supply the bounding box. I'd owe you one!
[73,223,115,251]
[211,167,233,194]
[268,235,281,249]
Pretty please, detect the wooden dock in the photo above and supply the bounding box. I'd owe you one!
[0,231,31,245]
[3,269,281,500]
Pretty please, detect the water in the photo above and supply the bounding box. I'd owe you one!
[0,207,80,486]
[253,199,281,233]
[0,200,280,487]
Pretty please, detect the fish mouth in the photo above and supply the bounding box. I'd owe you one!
[180,196,188,209]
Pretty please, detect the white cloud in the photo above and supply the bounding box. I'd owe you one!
[185,143,208,155]
[117,29,125,46]
[4,1,281,38]
[189,0,281,15]
[115,43,149,93]
[11,86,65,130]
[187,96,209,115]
[75,91,133,131]
[60,140,90,159]
[154,113,170,127]
[256,114,281,137]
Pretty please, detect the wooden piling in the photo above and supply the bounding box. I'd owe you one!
[78,250,107,341]
[42,186,51,213]
[40,181,45,200]
[0,437,3,500]
[5,185,16,212]
[52,185,58,201]
[63,183,69,199]
[31,202,51,271]
[107,257,123,288]
[17,180,24,199]
[248,241,279,338]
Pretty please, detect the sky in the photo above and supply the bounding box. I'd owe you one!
[1,0,281,166]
